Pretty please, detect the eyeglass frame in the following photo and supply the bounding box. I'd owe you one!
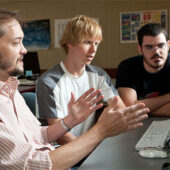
[143,42,169,53]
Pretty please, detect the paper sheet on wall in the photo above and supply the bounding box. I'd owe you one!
[55,19,70,48]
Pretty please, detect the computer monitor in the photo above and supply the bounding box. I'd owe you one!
[23,52,40,79]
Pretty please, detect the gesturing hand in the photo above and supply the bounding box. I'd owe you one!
[96,96,149,139]
[66,88,104,127]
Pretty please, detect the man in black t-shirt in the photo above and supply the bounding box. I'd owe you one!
[116,23,170,117]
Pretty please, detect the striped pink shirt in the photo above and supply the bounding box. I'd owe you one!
[0,77,53,169]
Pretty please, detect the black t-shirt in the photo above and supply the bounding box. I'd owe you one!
[116,54,170,100]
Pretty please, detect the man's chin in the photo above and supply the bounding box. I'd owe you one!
[151,64,164,70]
[154,62,164,68]
[86,61,92,65]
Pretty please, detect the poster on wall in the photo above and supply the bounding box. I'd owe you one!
[120,10,167,43]
[23,19,51,51]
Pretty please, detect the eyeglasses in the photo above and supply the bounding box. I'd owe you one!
[144,43,168,53]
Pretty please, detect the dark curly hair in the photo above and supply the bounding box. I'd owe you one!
[137,23,168,46]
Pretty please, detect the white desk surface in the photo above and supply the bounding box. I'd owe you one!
[18,79,36,93]
[19,79,35,85]
[79,117,170,170]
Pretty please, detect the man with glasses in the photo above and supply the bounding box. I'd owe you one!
[116,23,170,117]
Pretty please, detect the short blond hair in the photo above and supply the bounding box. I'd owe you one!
[60,15,102,54]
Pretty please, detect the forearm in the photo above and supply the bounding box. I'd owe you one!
[49,125,103,170]
[57,132,76,145]
[118,88,170,113]
[150,102,170,117]
[47,116,77,143]
[116,95,126,109]
[107,96,126,110]
[47,114,80,143]
[47,119,68,143]
[136,93,170,113]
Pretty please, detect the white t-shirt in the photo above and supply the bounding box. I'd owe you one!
[37,61,117,137]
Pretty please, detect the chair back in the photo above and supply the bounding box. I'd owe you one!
[21,92,47,126]
[21,92,36,115]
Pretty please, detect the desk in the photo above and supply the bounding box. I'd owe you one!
[18,79,35,93]
[18,85,35,93]
[79,117,170,170]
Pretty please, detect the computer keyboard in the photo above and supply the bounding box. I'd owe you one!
[135,119,170,150]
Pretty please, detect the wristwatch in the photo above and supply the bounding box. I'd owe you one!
[60,119,71,131]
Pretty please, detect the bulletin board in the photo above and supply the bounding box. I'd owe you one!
[120,10,167,43]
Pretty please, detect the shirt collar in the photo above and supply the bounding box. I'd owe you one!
[0,77,19,98]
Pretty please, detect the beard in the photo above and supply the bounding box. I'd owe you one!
[0,53,24,77]
[8,68,24,77]
[143,54,163,69]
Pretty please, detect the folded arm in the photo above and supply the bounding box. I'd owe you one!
[118,87,170,116]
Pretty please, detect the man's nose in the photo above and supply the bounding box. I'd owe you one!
[21,43,27,55]
[90,44,97,53]
[152,46,160,53]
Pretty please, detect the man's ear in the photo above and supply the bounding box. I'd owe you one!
[67,43,72,49]
[137,45,142,55]
[166,40,170,52]
[167,40,170,47]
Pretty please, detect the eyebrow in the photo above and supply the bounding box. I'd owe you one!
[144,42,166,47]
[12,37,23,41]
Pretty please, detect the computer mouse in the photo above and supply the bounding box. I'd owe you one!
[162,162,170,170]
[139,147,168,158]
